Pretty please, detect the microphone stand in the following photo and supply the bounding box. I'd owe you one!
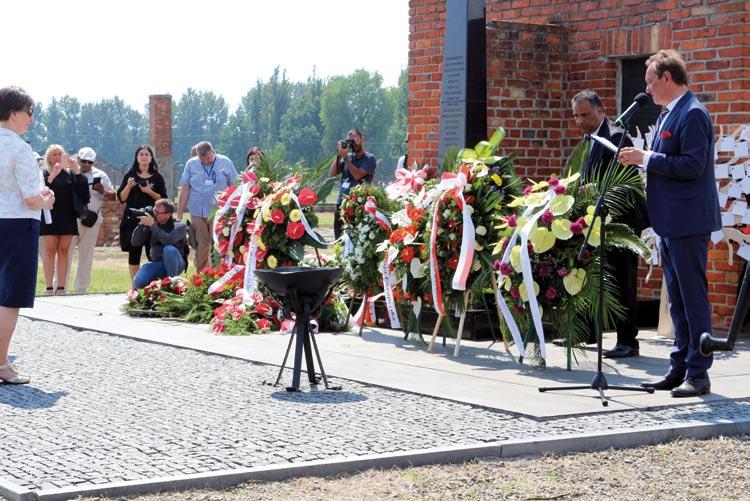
[539,120,654,406]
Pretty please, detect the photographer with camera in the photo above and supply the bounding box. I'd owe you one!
[117,145,168,282]
[328,129,376,239]
[66,147,115,294]
[130,199,188,289]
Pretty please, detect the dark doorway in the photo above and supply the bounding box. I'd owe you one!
[620,58,660,138]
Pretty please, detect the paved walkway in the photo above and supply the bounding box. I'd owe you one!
[2,296,749,499]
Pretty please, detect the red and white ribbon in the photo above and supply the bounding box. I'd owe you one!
[364,196,392,234]
[378,258,401,329]
[386,165,429,200]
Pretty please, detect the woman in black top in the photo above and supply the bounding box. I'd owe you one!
[40,144,90,295]
[117,145,167,281]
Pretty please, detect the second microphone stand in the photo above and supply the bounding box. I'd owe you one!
[539,125,654,406]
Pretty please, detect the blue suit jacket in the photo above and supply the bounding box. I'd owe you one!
[646,91,721,238]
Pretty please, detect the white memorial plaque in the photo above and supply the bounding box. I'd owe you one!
[728,182,742,199]
[738,244,750,262]
[732,200,747,216]
[710,229,725,244]
[740,125,750,142]
[743,209,750,225]
[721,135,736,152]
[715,163,729,179]
[722,212,737,226]
[736,141,749,158]
[718,191,729,208]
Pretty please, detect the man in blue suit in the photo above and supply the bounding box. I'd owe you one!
[619,50,721,397]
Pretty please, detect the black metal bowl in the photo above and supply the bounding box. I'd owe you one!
[255,266,342,300]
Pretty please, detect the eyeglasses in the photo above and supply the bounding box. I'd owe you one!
[25,108,33,117]
[79,160,94,165]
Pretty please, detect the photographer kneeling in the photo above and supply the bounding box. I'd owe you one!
[131,199,188,289]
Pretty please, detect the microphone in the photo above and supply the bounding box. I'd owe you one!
[615,93,649,127]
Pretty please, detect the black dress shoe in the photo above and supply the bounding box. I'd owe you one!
[641,372,684,390]
[671,376,711,397]
[603,344,639,358]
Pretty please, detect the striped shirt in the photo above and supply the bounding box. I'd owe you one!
[179,154,238,218]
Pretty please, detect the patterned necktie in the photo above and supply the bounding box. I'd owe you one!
[655,108,669,133]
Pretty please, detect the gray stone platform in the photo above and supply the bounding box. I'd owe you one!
[1,294,748,500]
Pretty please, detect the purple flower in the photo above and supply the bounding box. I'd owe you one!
[500,263,513,276]
[540,210,554,226]
[556,267,569,277]
[509,287,520,299]
[576,216,587,228]
[506,214,517,228]
[580,249,592,262]
[545,287,557,300]
[553,184,566,195]
[548,177,559,187]
[523,186,533,196]
[493,259,502,272]
[570,221,584,234]
[537,265,551,278]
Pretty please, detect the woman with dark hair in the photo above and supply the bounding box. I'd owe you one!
[245,146,263,172]
[117,145,167,281]
[0,86,55,384]
[40,144,89,295]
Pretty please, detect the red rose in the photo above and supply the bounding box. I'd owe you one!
[401,246,415,262]
[254,302,274,317]
[256,318,271,331]
[298,187,318,206]
[447,255,459,270]
[661,130,672,140]
[270,209,285,224]
[286,221,305,239]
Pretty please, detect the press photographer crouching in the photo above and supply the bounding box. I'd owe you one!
[130,199,188,289]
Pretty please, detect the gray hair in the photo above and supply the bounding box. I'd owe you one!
[195,141,214,157]
[571,90,603,109]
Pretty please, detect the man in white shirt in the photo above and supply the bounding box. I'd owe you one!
[67,147,115,293]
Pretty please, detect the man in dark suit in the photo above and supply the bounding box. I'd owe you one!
[619,50,721,397]
[571,90,649,357]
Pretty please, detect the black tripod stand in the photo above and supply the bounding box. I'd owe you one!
[539,128,654,406]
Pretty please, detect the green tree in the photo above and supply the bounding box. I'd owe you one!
[279,72,325,166]
[173,89,229,167]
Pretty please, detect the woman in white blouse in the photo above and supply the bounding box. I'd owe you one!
[0,86,55,384]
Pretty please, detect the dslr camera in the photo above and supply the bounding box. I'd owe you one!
[338,138,355,150]
[128,206,155,218]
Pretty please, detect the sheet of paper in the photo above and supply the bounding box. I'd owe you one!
[632,137,645,150]
[732,164,746,179]
[721,135,736,152]
[732,200,747,215]
[590,134,618,153]
[728,182,742,199]
[738,244,750,262]
[718,192,729,208]
[740,125,750,143]
[645,132,653,148]
[722,212,736,226]
[715,163,729,179]
[736,141,749,158]
[710,229,725,244]
[743,209,750,225]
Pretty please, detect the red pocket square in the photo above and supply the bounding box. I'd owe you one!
[660,130,672,140]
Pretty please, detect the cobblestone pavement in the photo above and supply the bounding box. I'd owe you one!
[2,318,749,492]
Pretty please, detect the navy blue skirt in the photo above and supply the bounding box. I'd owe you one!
[0,218,40,308]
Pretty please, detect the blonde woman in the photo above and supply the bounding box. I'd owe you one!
[0,86,55,384]
[40,144,89,295]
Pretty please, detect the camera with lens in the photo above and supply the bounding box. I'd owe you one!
[338,138,355,150]
[128,206,154,218]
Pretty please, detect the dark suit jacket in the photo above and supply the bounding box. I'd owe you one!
[646,91,721,238]
[584,118,650,234]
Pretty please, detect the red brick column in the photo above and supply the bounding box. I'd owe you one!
[149,95,174,198]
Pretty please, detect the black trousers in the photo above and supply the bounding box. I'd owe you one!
[610,247,639,348]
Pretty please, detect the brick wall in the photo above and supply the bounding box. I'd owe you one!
[149,95,175,198]
[409,0,750,329]
[485,21,567,179]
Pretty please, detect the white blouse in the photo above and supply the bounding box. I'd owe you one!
[0,128,42,220]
